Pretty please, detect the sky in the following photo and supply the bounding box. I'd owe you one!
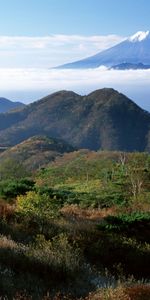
[0,0,150,110]
[0,0,150,36]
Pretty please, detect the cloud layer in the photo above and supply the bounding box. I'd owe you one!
[0,67,149,111]
[0,33,149,111]
[0,34,124,67]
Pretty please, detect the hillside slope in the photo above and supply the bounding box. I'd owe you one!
[0,135,75,171]
[0,97,25,113]
[0,89,149,151]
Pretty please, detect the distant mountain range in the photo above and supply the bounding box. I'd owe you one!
[56,31,150,69]
[0,88,150,152]
[0,98,25,113]
[110,62,150,70]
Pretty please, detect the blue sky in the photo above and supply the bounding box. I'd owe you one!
[0,0,150,111]
[0,0,150,36]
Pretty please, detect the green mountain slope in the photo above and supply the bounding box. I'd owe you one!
[0,88,149,151]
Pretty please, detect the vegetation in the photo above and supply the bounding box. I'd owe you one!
[0,89,150,151]
[0,150,150,299]
[0,97,25,113]
[0,136,75,171]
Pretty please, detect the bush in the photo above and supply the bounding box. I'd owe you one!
[98,212,150,232]
[0,178,35,199]
[17,191,60,220]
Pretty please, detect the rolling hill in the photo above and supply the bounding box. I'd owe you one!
[0,88,150,152]
[0,135,75,171]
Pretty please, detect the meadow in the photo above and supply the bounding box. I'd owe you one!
[0,150,150,299]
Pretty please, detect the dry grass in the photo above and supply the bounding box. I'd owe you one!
[126,284,150,300]
[82,284,150,300]
[0,200,15,220]
[60,204,117,221]
[2,284,149,299]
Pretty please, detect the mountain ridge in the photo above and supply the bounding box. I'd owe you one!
[56,30,150,69]
[0,88,149,152]
[0,98,25,113]
[110,62,150,70]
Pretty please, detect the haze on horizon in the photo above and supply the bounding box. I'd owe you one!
[0,0,150,111]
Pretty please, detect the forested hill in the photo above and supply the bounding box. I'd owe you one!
[0,97,25,113]
[0,88,150,152]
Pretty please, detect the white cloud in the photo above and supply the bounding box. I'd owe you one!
[0,34,124,49]
[0,34,124,67]
[0,67,149,111]
[0,33,149,110]
[0,67,149,90]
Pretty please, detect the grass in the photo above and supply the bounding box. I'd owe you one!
[1,283,150,299]
[0,151,150,298]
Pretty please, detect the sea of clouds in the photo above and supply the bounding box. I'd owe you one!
[0,67,149,111]
[0,34,149,111]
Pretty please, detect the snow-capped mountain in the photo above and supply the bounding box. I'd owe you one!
[128,30,149,42]
[56,31,150,69]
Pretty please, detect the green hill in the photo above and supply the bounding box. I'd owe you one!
[0,88,149,151]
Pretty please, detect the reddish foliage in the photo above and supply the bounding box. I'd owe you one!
[0,200,15,220]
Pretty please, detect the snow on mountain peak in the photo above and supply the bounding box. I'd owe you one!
[129,31,150,42]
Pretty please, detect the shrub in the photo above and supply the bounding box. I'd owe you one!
[0,178,35,199]
[98,212,150,232]
[17,191,59,217]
